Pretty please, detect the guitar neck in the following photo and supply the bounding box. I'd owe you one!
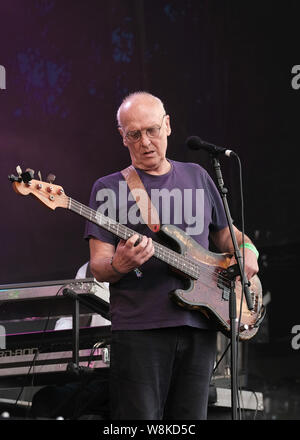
[67,197,198,279]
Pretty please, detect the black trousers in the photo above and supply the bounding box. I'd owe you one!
[110,326,217,420]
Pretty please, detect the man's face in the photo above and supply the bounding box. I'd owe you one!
[118,97,171,174]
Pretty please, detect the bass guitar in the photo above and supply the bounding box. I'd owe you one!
[9,169,265,340]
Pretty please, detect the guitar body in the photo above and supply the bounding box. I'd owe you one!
[159,224,263,341]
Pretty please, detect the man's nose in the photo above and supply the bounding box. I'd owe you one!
[140,130,151,146]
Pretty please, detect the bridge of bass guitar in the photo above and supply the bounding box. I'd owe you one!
[170,271,263,341]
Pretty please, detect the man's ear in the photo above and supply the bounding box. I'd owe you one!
[165,115,171,136]
[118,127,128,147]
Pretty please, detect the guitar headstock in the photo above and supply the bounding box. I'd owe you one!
[9,167,68,210]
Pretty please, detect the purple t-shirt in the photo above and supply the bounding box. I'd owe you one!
[84,159,228,330]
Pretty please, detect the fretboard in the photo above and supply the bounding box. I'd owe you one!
[68,197,199,279]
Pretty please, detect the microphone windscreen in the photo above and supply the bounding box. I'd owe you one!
[186,136,203,150]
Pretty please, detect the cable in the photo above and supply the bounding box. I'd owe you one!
[87,340,108,367]
[233,153,246,420]
[63,340,109,419]
[13,285,65,412]
[250,390,260,420]
[213,340,231,375]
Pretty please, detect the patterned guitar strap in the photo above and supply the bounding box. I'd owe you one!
[121,165,161,278]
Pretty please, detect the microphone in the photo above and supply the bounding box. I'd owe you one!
[186,136,236,157]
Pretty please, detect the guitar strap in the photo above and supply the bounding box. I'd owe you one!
[121,165,160,233]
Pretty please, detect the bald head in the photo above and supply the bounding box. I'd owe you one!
[116,91,171,175]
[117,92,166,127]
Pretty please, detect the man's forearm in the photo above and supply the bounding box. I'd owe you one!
[90,256,124,283]
[217,227,255,254]
[235,230,253,249]
[224,228,259,261]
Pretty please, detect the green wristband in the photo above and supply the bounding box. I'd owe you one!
[239,242,259,259]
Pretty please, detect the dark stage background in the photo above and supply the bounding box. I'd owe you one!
[0,0,299,419]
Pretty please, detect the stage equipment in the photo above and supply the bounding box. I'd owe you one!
[0,278,111,387]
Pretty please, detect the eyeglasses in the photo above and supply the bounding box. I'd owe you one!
[123,114,167,143]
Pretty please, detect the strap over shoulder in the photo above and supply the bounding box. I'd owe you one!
[121,165,160,233]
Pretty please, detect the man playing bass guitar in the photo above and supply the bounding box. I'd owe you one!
[85,91,259,420]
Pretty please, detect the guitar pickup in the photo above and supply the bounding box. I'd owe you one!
[221,286,230,301]
[217,270,231,301]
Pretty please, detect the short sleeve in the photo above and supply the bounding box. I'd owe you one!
[84,179,118,246]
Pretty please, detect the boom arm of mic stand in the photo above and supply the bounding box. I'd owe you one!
[210,155,253,311]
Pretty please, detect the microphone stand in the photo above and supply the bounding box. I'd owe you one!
[210,154,253,420]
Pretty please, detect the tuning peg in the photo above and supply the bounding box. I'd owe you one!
[9,166,34,184]
[37,171,42,181]
[8,174,21,182]
[25,168,35,178]
[21,168,34,184]
[47,173,56,184]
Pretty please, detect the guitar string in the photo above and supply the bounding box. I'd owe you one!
[31,188,255,317]
[69,198,255,307]
[67,197,256,310]
[91,208,223,287]
[69,197,199,275]
[68,197,228,283]
[68,197,245,290]
[34,184,231,285]
[67,198,258,325]
[68,197,246,289]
